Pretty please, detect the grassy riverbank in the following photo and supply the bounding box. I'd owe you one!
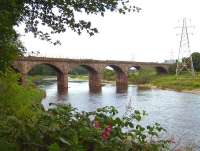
[151,73,200,92]
[103,69,200,93]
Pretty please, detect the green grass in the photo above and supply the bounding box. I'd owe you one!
[69,74,88,80]
[151,73,200,91]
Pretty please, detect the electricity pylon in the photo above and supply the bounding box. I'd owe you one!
[176,18,195,77]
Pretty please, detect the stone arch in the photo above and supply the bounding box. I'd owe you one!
[27,62,63,74]
[27,62,67,94]
[155,66,168,74]
[128,65,141,71]
[127,65,142,84]
[68,64,101,93]
[105,64,128,93]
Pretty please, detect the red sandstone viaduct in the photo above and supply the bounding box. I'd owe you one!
[13,57,170,94]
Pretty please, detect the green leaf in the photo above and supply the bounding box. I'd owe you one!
[48,143,60,151]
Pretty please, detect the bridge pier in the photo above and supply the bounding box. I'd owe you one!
[89,72,102,93]
[116,72,128,93]
[57,72,68,94]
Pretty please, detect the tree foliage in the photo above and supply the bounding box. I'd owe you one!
[29,64,57,76]
[191,52,200,72]
[0,0,140,72]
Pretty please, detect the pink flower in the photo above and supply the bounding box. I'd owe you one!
[102,132,109,140]
[101,124,113,141]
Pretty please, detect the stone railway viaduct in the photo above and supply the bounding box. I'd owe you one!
[13,57,170,94]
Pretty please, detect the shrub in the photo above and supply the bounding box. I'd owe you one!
[0,104,170,151]
[129,69,157,84]
[0,69,44,118]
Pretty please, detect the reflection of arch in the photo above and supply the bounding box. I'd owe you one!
[105,64,128,93]
[155,66,168,74]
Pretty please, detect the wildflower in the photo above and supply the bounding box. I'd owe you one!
[102,123,113,141]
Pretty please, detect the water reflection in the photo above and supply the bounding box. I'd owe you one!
[40,80,200,146]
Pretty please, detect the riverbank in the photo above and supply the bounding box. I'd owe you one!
[149,74,200,95]
[29,73,200,95]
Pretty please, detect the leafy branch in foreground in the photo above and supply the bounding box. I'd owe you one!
[0,0,140,71]
[20,0,140,40]
[0,104,170,151]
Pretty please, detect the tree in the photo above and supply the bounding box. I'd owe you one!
[0,0,140,72]
[191,52,200,72]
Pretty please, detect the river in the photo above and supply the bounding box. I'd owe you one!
[38,79,200,147]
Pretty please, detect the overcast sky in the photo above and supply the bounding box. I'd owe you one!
[17,0,200,62]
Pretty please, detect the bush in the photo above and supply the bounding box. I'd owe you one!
[0,69,44,116]
[0,104,170,151]
[103,69,115,81]
[129,69,157,84]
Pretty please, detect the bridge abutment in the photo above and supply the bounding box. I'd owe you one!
[116,72,128,93]
[57,72,68,94]
[89,72,102,93]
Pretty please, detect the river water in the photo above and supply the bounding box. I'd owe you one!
[39,79,200,147]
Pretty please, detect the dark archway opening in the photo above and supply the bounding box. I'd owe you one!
[68,66,88,81]
[28,64,67,94]
[68,65,101,93]
[155,66,168,74]
[128,66,140,84]
[28,64,57,85]
[104,65,128,93]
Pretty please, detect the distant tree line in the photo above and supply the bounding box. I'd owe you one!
[69,67,88,75]
[192,52,200,71]
[29,65,88,76]
[168,52,200,74]
[29,64,56,76]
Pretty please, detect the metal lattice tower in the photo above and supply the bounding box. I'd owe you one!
[176,18,195,76]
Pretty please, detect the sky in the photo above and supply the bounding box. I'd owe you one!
[16,0,200,63]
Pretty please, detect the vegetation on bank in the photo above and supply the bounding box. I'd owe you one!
[151,73,200,91]
[0,69,45,117]
[69,74,88,81]
[129,70,200,92]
